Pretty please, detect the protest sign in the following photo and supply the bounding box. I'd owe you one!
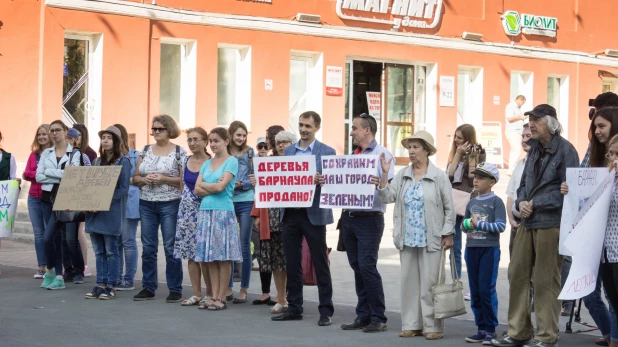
[319,155,378,209]
[53,166,121,212]
[559,171,615,300]
[253,156,316,208]
[559,168,609,256]
[0,180,19,238]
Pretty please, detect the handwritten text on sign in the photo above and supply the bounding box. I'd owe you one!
[0,180,19,238]
[53,166,121,211]
[320,155,378,209]
[254,156,316,208]
[559,170,615,300]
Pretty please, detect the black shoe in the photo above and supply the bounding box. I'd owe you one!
[341,319,370,330]
[363,321,387,333]
[271,312,303,321]
[166,292,182,303]
[85,286,106,299]
[133,289,155,301]
[99,288,116,300]
[63,273,75,283]
[73,273,84,284]
[318,316,332,326]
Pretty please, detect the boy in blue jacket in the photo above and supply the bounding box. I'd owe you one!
[462,163,506,345]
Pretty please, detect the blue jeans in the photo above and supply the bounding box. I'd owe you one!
[41,201,62,274]
[90,232,120,288]
[230,201,253,289]
[118,218,139,285]
[28,196,47,267]
[452,215,463,279]
[466,247,500,334]
[139,199,183,294]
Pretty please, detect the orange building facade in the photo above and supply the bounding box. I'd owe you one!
[3,0,618,167]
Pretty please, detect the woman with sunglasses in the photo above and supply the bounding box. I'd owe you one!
[132,114,186,302]
[36,120,83,290]
[174,127,214,308]
[23,124,53,279]
[225,121,255,304]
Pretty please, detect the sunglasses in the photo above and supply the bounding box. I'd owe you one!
[257,144,268,150]
[589,108,596,120]
[359,113,377,133]
[151,127,167,133]
[276,140,292,146]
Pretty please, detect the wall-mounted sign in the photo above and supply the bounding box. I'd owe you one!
[265,79,273,90]
[336,0,444,31]
[502,11,557,38]
[326,66,343,96]
[439,76,454,107]
[366,92,381,118]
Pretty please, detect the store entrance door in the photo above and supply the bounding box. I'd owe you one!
[384,64,415,165]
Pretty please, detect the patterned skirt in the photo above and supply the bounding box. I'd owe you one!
[194,210,242,262]
[173,188,201,260]
[260,208,286,272]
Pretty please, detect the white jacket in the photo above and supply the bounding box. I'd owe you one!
[378,161,456,252]
[36,144,82,192]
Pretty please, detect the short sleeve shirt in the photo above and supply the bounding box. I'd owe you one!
[138,145,186,201]
[199,157,238,211]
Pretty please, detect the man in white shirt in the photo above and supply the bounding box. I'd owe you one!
[505,123,531,258]
[505,95,527,175]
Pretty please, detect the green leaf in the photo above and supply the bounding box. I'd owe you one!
[506,15,518,31]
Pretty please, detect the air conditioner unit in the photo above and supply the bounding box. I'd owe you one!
[462,32,483,41]
[605,49,618,57]
[296,13,321,24]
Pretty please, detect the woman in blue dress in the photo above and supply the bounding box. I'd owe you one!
[194,127,242,310]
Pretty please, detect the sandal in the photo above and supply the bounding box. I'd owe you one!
[270,303,288,314]
[198,297,214,310]
[207,299,228,311]
[181,296,201,306]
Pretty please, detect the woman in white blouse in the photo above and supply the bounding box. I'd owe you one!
[132,114,186,303]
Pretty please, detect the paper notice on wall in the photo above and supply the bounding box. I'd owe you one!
[53,166,122,212]
[559,171,615,300]
[319,155,378,209]
[439,76,455,107]
[0,180,19,238]
[254,156,317,208]
[559,168,610,256]
[326,66,343,96]
[366,92,381,119]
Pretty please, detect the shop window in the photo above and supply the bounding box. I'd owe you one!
[456,66,483,128]
[547,76,569,138]
[510,71,533,111]
[159,39,197,129]
[218,45,252,128]
[289,51,323,138]
[63,32,103,149]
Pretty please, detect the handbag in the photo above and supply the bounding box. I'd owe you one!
[55,210,85,223]
[452,189,471,217]
[432,247,467,319]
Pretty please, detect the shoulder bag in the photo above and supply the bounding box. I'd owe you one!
[432,247,467,319]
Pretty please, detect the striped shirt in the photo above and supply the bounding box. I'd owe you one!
[462,192,506,247]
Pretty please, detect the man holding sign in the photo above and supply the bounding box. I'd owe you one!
[338,113,394,333]
[271,111,336,326]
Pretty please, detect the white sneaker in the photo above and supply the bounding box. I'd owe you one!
[464,292,471,301]
[84,265,92,277]
[34,269,45,279]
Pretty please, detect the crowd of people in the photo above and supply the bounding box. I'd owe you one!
[3,93,618,346]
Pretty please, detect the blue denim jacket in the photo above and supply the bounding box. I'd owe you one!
[126,148,140,219]
[85,156,132,236]
[515,134,580,229]
[233,147,255,197]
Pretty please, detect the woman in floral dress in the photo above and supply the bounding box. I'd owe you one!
[173,127,213,307]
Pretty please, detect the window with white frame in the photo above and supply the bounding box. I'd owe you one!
[547,76,569,138]
[63,32,103,149]
[289,51,323,138]
[159,39,196,129]
[217,45,251,128]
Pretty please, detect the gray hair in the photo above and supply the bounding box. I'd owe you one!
[544,116,562,135]
[275,131,297,144]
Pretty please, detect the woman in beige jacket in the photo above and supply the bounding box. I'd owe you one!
[376,130,455,341]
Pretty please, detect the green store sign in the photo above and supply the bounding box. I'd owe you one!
[502,11,558,38]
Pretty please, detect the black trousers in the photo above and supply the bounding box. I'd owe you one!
[341,213,386,323]
[282,209,333,317]
[62,222,85,276]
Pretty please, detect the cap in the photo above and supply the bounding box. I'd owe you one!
[98,126,122,141]
[66,128,79,140]
[256,137,266,146]
[473,162,500,182]
[524,104,557,119]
